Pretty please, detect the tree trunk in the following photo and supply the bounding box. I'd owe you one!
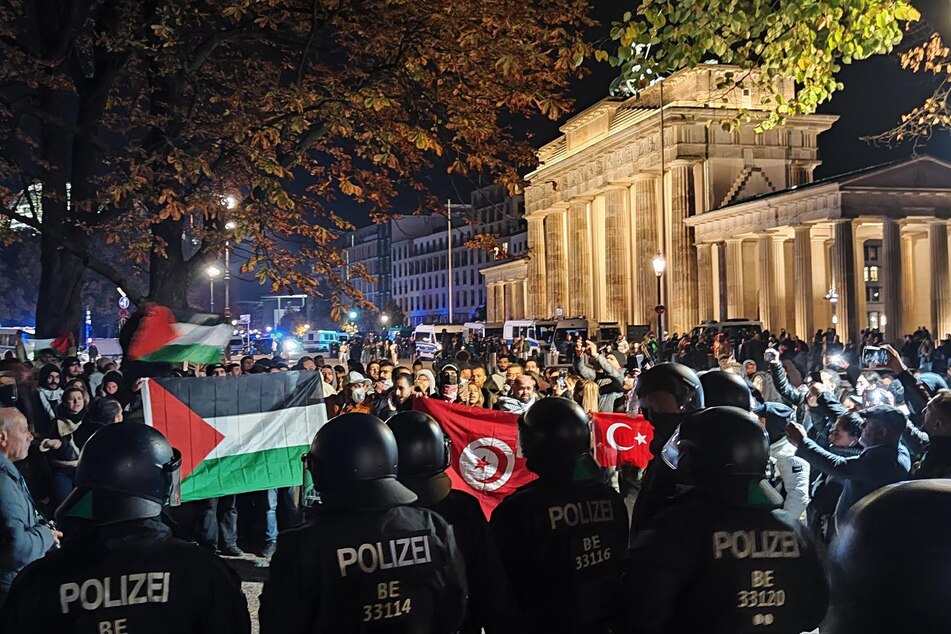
[35,91,85,339]
[145,218,193,309]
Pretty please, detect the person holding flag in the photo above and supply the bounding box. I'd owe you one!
[490,398,628,634]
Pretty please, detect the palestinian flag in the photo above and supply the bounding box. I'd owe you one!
[127,303,231,364]
[143,371,327,502]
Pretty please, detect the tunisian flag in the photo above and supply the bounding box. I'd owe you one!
[590,413,654,469]
[412,399,536,518]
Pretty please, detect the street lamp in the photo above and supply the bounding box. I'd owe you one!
[824,286,839,327]
[206,265,222,313]
[652,253,667,336]
[380,314,389,324]
[348,310,358,320]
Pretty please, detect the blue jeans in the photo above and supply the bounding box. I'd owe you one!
[266,487,301,543]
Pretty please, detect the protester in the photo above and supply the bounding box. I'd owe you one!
[0,408,60,611]
[786,405,911,531]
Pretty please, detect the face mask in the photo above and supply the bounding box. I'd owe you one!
[644,411,687,446]
[352,387,367,403]
[383,379,393,389]
[442,385,459,401]
[459,377,469,387]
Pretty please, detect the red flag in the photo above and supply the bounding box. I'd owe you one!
[50,332,74,354]
[591,413,654,469]
[412,398,536,518]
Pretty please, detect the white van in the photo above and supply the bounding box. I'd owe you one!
[463,322,485,342]
[0,327,34,360]
[414,324,465,360]
[302,330,342,354]
[502,319,556,357]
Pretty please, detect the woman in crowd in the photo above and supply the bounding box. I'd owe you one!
[806,411,864,546]
[39,387,91,507]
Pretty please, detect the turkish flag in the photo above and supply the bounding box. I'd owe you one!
[591,413,654,469]
[412,398,536,519]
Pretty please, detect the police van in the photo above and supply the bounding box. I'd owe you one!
[690,319,763,340]
[549,319,622,362]
[502,319,557,357]
[413,324,465,360]
[302,329,343,354]
[0,327,34,360]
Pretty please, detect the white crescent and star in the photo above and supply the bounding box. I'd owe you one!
[606,422,648,451]
[459,437,516,492]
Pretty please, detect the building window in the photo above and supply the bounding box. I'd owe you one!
[863,266,880,282]
[864,244,880,262]
[866,286,882,303]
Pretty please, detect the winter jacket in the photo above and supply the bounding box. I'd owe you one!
[0,453,55,591]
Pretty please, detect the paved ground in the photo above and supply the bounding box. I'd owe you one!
[223,555,269,633]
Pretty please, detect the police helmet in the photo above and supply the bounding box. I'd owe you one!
[637,362,705,411]
[699,370,753,410]
[387,411,453,505]
[518,398,595,478]
[56,423,182,524]
[826,480,951,634]
[305,413,417,510]
[669,406,769,481]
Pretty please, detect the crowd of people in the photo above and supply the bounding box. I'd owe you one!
[2,319,951,632]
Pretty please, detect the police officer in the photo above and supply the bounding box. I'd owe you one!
[0,423,250,633]
[490,398,627,634]
[260,413,467,633]
[699,369,753,409]
[629,362,704,537]
[700,371,811,521]
[825,480,951,634]
[387,410,514,634]
[618,406,827,634]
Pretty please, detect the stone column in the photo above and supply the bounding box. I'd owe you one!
[496,283,507,322]
[633,175,660,326]
[793,225,814,339]
[831,220,858,343]
[725,238,745,319]
[526,215,547,319]
[930,220,951,338]
[716,242,728,321]
[667,161,698,332]
[545,209,569,318]
[771,235,789,332]
[604,187,631,325]
[504,282,515,321]
[566,200,591,318]
[487,282,498,322]
[757,235,775,330]
[880,219,902,344]
[696,242,714,322]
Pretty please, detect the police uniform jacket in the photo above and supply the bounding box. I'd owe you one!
[428,489,515,634]
[0,517,250,633]
[259,503,467,634]
[619,488,827,634]
[490,476,628,634]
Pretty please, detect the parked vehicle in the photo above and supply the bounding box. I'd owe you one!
[413,324,465,360]
[302,329,343,354]
[0,327,34,360]
[690,319,764,340]
[502,319,557,357]
[549,319,620,362]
